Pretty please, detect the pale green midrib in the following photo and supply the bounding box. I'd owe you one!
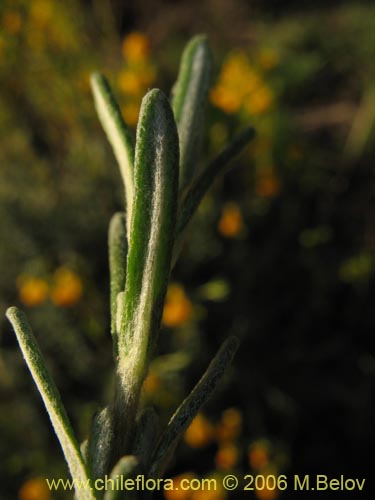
[6,307,96,500]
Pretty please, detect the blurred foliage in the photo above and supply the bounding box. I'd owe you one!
[0,1,374,499]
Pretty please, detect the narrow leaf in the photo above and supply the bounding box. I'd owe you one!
[108,212,127,355]
[117,88,179,445]
[172,35,212,189]
[87,407,114,480]
[132,406,159,469]
[176,127,255,236]
[91,73,135,235]
[6,307,96,500]
[149,336,239,477]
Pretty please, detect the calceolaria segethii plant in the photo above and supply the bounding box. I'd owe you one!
[6,35,255,499]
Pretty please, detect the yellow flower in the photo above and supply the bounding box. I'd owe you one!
[164,472,196,500]
[255,169,281,198]
[244,86,273,115]
[218,203,245,238]
[142,373,161,395]
[3,11,22,34]
[19,477,50,500]
[29,0,52,28]
[17,277,49,307]
[184,413,215,449]
[118,70,144,95]
[121,103,140,126]
[254,470,280,500]
[248,440,270,470]
[210,85,241,114]
[211,51,264,114]
[191,484,227,500]
[162,284,192,328]
[215,443,239,471]
[216,407,242,443]
[50,268,83,307]
[122,32,150,62]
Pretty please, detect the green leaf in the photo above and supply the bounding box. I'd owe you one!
[6,307,96,500]
[132,406,159,469]
[104,456,140,500]
[108,212,127,356]
[91,73,135,235]
[172,35,212,190]
[117,89,179,446]
[176,127,255,236]
[149,336,239,477]
[87,407,114,480]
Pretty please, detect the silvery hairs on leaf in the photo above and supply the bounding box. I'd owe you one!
[91,73,135,237]
[172,35,212,190]
[6,307,96,500]
[108,212,127,356]
[116,88,179,444]
[149,336,239,477]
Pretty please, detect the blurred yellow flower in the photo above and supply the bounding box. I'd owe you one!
[19,477,50,500]
[162,284,192,328]
[50,268,83,307]
[121,103,140,126]
[17,277,49,307]
[122,32,150,62]
[142,373,161,395]
[29,0,52,28]
[215,443,239,470]
[191,484,227,500]
[255,169,281,198]
[218,203,245,238]
[210,85,242,114]
[118,70,144,95]
[184,413,215,449]
[254,472,280,500]
[210,51,273,116]
[244,86,273,115]
[164,472,196,500]
[216,407,242,443]
[3,11,22,34]
[248,440,270,470]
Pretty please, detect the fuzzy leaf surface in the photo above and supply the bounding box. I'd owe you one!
[6,307,96,500]
[172,35,212,189]
[149,336,239,477]
[91,73,135,234]
[117,89,179,440]
[108,212,127,354]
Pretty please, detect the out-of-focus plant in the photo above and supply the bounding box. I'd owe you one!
[6,35,255,499]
